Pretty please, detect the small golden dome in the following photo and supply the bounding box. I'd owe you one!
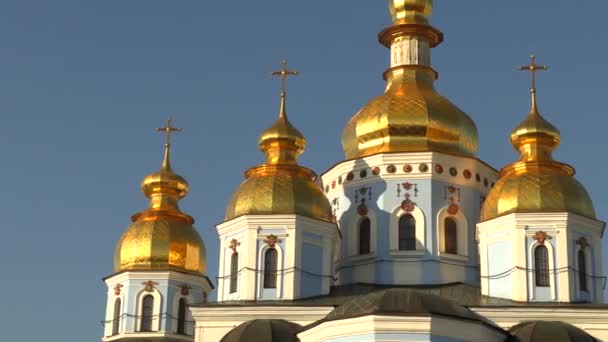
[115,121,206,274]
[342,67,479,159]
[225,165,333,222]
[225,65,333,222]
[482,60,595,221]
[258,94,306,165]
[389,0,433,24]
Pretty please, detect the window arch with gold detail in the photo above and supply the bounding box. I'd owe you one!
[437,207,468,257]
[389,205,426,254]
[351,210,377,257]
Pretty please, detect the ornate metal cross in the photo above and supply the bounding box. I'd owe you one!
[519,54,549,91]
[156,117,183,147]
[272,60,299,95]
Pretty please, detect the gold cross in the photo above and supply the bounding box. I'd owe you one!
[156,117,183,147]
[272,60,299,95]
[519,54,549,91]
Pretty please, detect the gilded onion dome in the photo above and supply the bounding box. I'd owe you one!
[115,119,207,274]
[342,0,478,159]
[481,57,595,221]
[225,63,333,222]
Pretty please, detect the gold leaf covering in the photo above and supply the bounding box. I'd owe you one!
[225,91,333,222]
[481,74,595,221]
[115,135,206,274]
[389,0,433,25]
[342,67,479,159]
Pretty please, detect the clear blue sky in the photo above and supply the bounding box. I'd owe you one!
[0,1,606,340]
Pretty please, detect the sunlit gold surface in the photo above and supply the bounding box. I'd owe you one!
[482,58,595,221]
[225,164,333,222]
[389,0,433,24]
[225,64,333,222]
[115,121,206,274]
[342,66,479,159]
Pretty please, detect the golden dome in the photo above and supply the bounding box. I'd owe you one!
[481,59,595,221]
[342,1,478,160]
[342,67,479,159]
[115,121,206,274]
[389,0,433,25]
[225,66,333,222]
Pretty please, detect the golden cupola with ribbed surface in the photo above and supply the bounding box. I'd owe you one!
[481,56,595,221]
[114,119,207,274]
[342,0,478,159]
[225,62,333,222]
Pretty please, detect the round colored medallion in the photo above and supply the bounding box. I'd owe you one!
[404,164,413,173]
[435,164,444,174]
[449,167,457,176]
[463,169,472,179]
[387,164,397,173]
[419,164,429,172]
[347,172,354,181]
[372,167,381,175]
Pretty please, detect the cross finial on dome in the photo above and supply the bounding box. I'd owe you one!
[519,54,549,113]
[272,60,299,96]
[156,116,183,171]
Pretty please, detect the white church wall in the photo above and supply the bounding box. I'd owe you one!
[321,152,497,287]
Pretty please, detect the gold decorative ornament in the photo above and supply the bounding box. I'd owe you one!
[532,231,552,245]
[114,118,207,274]
[142,280,159,292]
[342,0,478,160]
[114,284,123,296]
[481,56,596,221]
[229,239,241,252]
[180,284,192,296]
[264,234,282,248]
[225,61,333,222]
[577,237,590,249]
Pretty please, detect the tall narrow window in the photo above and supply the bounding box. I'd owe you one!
[140,295,154,332]
[578,250,588,292]
[112,298,121,335]
[399,214,416,251]
[359,218,371,255]
[444,218,458,255]
[535,246,550,287]
[230,252,239,294]
[177,298,187,335]
[264,248,278,289]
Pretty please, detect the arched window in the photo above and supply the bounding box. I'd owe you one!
[112,298,121,335]
[140,295,154,332]
[535,246,550,287]
[230,252,239,294]
[177,298,187,335]
[444,218,458,255]
[264,248,278,289]
[399,214,416,251]
[579,249,588,292]
[359,218,371,255]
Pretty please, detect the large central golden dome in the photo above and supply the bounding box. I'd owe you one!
[115,124,206,275]
[225,71,333,222]
[342,0,478,159]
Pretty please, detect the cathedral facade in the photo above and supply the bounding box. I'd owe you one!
[101,1,608,341]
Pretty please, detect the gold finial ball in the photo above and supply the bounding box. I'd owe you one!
[389,0,433,24]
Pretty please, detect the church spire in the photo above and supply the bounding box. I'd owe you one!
[134,117,192,223]
[258,60,306,165]
[511,55,561,163]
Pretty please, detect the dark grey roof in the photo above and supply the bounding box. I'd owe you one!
[509,321,599,342]
[220,319,301,342]
[322,288,491,323]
